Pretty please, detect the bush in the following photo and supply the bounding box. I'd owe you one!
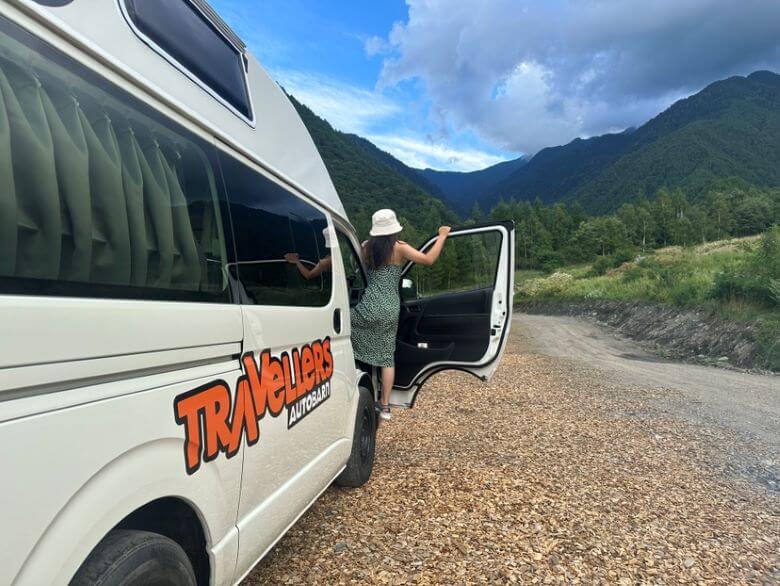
[536,250,565,273]
[712,268,772,306]
[517,272,574,298]
[668,276,708,306]
[770,280,780,306]
[619,256,662,284]
[710,226,780,307]
[590,248,635,276]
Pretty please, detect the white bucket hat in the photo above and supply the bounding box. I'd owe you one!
[369,209,403,237]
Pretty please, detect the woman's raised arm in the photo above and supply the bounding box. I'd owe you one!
[398,226,451,266]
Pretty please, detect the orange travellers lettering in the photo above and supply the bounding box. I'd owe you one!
[173,338,334,475]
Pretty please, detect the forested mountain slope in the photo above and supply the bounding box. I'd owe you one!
[289,70,780,226]
[290,96,456,239]
[493,71,780,213]
[418,157,527,215]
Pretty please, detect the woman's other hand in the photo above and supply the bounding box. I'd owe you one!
[284,252,300,264]
[438,226,451,238]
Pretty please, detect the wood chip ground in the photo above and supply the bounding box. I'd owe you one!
[244,330,779,584]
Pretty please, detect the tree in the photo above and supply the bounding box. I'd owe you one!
[653,187,675,247]
[550,204,573,250]
[707,190,734,240]
[469,201,484,223]
[573,217,628,257]
[733,194,773,236]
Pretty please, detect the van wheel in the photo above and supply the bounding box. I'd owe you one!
[71,529,196,586]
[335,386,376,487]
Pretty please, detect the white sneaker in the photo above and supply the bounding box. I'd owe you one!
[379,406,392,420]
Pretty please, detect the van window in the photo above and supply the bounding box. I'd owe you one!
[0,16,231,303]
[220,155,332,307]
[409,231,502,298]
[336,230,366,306]
[123,0,252,120]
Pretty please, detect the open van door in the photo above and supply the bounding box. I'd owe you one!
[392,221,515,407]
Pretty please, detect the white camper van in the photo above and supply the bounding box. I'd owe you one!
[0,1,515,584]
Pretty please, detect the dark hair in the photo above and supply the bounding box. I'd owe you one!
[365,234,398,269]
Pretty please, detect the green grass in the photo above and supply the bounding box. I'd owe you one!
[515,232,780,369]
[515,269,546,281]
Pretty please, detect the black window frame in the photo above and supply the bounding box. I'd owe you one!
[335,229,367,297]
[120,0,254,125]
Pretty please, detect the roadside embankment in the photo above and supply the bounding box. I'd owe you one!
[516,299,776,372]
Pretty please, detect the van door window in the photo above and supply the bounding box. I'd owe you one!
[335,231,365,306]
[219,155,332,307]
[0,15,230,303]
[407,231,501,299]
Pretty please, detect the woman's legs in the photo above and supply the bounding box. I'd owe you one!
[380,366,395,407]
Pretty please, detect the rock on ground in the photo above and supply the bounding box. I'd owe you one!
[243,329,779,584]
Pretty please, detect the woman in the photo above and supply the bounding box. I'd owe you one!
[351,209,450,420]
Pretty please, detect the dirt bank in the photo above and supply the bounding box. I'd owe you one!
[517,299,775,371]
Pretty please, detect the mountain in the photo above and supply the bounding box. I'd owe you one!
[493,70,780,213]
[487,130,634,212]
[290,69,780,225]
[418,157,527,215]
[343,133,446,200]
[289,96,457,239]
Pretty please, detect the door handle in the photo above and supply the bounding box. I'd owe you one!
[333,308,342,334]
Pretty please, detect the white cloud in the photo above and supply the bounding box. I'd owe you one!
[376,0,780,154]
[274,70,402,135]
[275,70,508,172]
[364,35,391,57]
[368,134,506,172]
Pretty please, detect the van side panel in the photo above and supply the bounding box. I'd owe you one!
[1,364,244,586]
[0,297,242,371]
[231,228,362,582]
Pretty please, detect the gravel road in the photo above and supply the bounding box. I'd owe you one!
[519,313,780,491]
[244,314,779,584]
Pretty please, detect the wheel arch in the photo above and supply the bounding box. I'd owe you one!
[115,497,210,585]
[13,438,237,586]
[356,367,375,397]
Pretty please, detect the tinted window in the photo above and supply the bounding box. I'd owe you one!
[221,155,332,307]
[336,230,366,305]
[0,16,232,303]
[409,231,502,298]
[124,0,252,120]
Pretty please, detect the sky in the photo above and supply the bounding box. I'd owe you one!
[210,0,780,172]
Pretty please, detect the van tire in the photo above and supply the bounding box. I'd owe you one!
[335,386,376,487]
[71,529,197,586]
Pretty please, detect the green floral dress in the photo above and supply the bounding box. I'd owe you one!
[350,264,402,367]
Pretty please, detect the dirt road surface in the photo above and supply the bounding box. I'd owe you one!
[520,314,779,490]
[244,314,779,584]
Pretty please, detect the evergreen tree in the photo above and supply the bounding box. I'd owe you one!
[469,201,484,223]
